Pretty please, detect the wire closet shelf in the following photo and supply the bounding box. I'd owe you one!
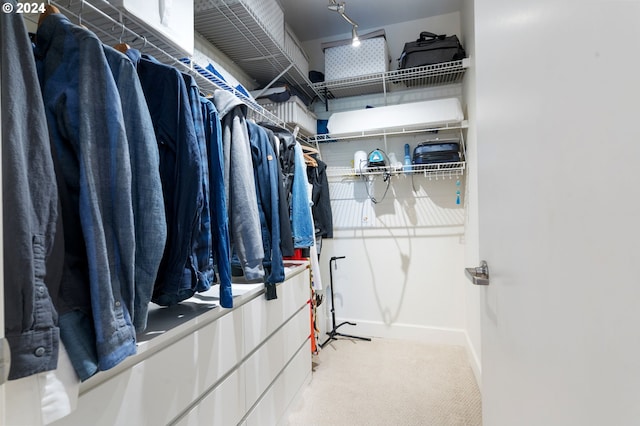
[46,0,315,146]
[327,162,466,180]
[309,120,467,144]
[310,59,469,99]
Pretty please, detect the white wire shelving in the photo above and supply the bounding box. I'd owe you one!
[313,121,468,181]
[309,61,469,167]
[309,120,468,144]
[193,0,324,103]
[45,0,314,146]
[310,59,469,99]
[327,162,466,180]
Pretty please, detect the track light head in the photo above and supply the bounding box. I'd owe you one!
[328,1,358,28]
[351,26,360,47]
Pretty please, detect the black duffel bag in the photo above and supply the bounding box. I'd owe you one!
[412,139,461,165]
[398,31,466,69]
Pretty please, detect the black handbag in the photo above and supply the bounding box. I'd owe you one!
[398,32,466,69]
[412,139,461,165]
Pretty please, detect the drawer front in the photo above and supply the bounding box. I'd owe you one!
[173,367,246,426]
[244,306,310,410]
[245,343,312,426]
[53,309,243,426]
[243,268,309,356]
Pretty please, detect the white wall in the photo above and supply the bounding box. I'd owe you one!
[460,0,482,388]
[311,11,471,348]
[319,230,467,344]
[316,162,467,343]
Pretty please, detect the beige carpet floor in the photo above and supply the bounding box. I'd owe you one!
[285,337,482,426]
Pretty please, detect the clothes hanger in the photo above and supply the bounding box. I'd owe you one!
[113,22,131,53]
[77,0,85,28]
[38,1,60,27]
[303,153,318,168]
[300,144,320,155]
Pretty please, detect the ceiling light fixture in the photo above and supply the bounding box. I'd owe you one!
[351,26,360,47]
[327,1,361,47]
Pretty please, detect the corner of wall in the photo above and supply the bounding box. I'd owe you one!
[465,329,482,391]
[460,0,482,392]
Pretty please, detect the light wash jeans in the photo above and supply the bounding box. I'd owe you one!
[292,143,315,248]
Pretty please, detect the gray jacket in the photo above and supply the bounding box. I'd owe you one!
[1,1,61,380]
[213,90,264,281]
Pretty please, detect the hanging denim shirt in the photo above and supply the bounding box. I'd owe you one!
[36,13,137,380]
[201,97,233,308]
[2,0,61,380]
[182,73,214,294]
[103,46,167,332]
[125,49,204,307]
[247,122,285,299]
[292,143,315,248]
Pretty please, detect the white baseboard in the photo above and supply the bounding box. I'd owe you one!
[331,317,468,346]
[464,331,482,391]
[328,318,482,391]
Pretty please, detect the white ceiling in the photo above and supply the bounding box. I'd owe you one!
[277,0,463,42]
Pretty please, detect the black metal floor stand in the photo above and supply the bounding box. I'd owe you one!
[319,256,371,348]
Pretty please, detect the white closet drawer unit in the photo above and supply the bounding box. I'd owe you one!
[244,306,311,411]
[173,367,246,426]
[245,342,312,426]
[52,309,244,426]
[48,264,310,426]
[243,266,310,356]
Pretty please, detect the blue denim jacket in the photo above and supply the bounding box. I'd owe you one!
[201,97,233,308]
[104,46,167,332]
[2,1,61,380]
[182,73,214,294]
[247,122,285,299]
[292,143,315,248]
[36,13,137,380]
[125,49,205,307]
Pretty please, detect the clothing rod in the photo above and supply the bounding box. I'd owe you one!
[50,0,226,94]
[47,0,311,143]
